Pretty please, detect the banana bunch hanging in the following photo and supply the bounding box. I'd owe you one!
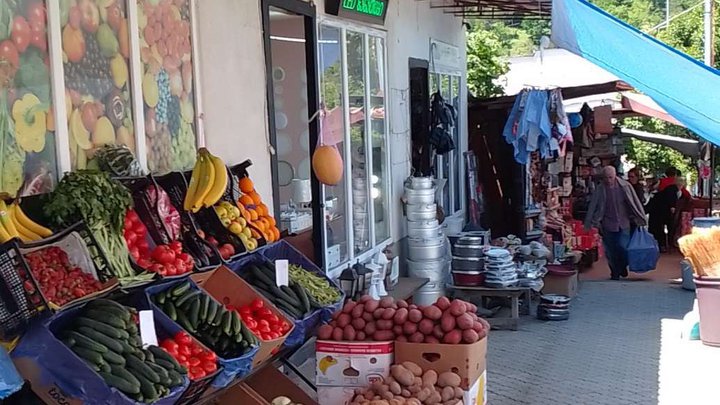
[183,148,228,212]
[0,200,53,243]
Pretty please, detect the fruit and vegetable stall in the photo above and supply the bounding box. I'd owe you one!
[0,145,489,405]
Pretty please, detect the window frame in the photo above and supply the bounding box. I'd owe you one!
[317,17,393,278]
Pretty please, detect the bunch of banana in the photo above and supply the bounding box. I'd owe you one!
[0,201,53,244]
[183,148,228,212]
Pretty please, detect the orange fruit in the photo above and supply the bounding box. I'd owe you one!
[239,177,255,194]
[254,220,266,232]
[262,231,272,242]
[250,229,261,239]
[240,209,252,222]
[239,195,253,207]
[272,227,281,241]
[259,203,271,217]
[248,209,259,221]
[266,216,276,227]
[258,217,269,229]
[248,191,262,205]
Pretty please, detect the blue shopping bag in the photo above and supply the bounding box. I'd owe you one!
[627,227,660,273]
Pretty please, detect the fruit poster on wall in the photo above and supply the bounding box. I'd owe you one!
[0,0,57,197]
[138,0,196,174]
[61,0,135,171]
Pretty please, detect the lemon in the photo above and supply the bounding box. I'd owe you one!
[143,73,159,108]
[111,55,128,88]
[215,206,228,219]
[228,222,243,235]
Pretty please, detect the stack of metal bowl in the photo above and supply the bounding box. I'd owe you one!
[451,236,485,286]
[405,176,445,305]
[537,294,571,321]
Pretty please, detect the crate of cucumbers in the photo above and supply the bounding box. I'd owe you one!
[146,278,259,388]
[11,299,189,404]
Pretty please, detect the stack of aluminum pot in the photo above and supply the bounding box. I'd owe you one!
[405,176,446,305]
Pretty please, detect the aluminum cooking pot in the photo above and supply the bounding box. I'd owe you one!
[452,256,485,271]
[407,236,446,260]
[405,187,435,205]
[453,244,484,258]
[405,176,435,190]
[406,203,437,221]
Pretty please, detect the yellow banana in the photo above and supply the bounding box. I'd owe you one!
[0,211,18,239]
[202,152,228,208]
[184,151,204,211]
[192,149,215,212]
[9,207,41,242]
[13,203,51,238]
[0,222,11,243]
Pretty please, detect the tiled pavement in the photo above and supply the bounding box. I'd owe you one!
[487,279,699,405]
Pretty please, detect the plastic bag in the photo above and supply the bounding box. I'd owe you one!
[627,227,659,273]
[0,345,23,399]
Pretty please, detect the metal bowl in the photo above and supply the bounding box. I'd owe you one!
[453,244,484,258]
[452,256,485,271]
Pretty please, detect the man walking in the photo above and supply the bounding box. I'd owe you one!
[585,166,647,280]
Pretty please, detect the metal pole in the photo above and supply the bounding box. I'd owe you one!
[705,0,715,213]
[666,0,670,28]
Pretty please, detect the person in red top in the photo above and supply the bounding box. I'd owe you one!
[647,166,683,252]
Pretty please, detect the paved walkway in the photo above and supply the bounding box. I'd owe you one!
[487,265,708,405]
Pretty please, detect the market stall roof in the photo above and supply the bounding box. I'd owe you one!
[620,128,700,157]
[420,0,550,19]
[552,0,720,145]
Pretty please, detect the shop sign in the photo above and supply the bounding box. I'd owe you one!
[430,39,462,76]
[326,0,389,24]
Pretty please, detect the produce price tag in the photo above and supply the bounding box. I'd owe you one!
[275,259,289,287]
[139,310,158,347]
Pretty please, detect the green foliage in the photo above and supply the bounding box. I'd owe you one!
[466,27,508,98]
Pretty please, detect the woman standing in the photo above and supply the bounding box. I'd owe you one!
[628,168,645,205]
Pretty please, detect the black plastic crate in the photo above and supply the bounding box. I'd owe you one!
[0,240,44,340]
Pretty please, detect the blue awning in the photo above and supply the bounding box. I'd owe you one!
[552,0,720,144]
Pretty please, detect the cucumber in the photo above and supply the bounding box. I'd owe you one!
[250,265,274,287]
[240,322,255,346]
[62,336,76,348]
[147,346,183,372]
[75,317,127,340]
[155,358,186,375]
[170,282,191,297]
[167,370,184,386]
[87,300,132,322]
[77,326,125,354]
[110,365,141,388]
[136,373,159,403]
[222,311,232,336]
[189,298,200,329]
[206,299,218,326]
[126,354,160,384]
[175,289,201,307]
[176,309,196,333]
[146,362,171,386]
[98,359,112,373]
[99,372,140,395]
[276,299,302,319]
[271,284,301,308]
[155,290,167,305]
[143,349,155,363]
[164,300,177,321]
[117,339,135,354]
[292,282,311,314]
[72,346,104,365]
[101,349,126,365]
[200,294,210,323]
[231,311,241,335]
[212,304,224,326]
[126,323,138,336]
[133,350,146,362]
[281,285,300,302]
[84,309,127,329]
[67,331,108,353]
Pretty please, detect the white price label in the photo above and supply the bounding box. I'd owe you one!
[139,310,158,347]
[275,259,289,287]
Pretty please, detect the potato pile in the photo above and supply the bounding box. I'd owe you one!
[349,361,464,405]
[316,296,489,344]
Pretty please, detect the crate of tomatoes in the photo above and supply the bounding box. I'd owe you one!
[18,222,119,312]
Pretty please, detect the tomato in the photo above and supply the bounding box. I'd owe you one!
[202,361,217,373]
[178,253,193,266]
[152,245,176,264]
[280,321,291,332]
[179,344,192,357]
[169,241,183,254]
[190,366,206,380]
[251,298,264,310]
[258,320,271,333]
[27,1,47,29]
[266,314,280,325]
[175,332,192,346]
[200,351,217,363]
[150,263,166,275]
[129,247,140,261]
[0,40,19,71]
[22,280,35,294]
[161,340,179,355]
[174,260,187,275]
[188,357,201,367]
[239,306,251,315]
[137,258,153,269]
[11,16,30,53]
[164,264,178,276]
[256,308,273,318]
[72,288,86,298]
[136,239,150,255]
[127,209,140,223]
[124,231,138,246]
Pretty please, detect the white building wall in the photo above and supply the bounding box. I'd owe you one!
[194,0,467,246]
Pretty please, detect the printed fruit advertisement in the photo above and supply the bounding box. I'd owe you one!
[61,0,135,171]
[138,0,196,174]
[0,0,57,197]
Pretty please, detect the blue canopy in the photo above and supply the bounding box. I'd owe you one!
[552,0,720,145]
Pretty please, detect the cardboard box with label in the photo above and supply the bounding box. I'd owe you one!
[316,340,394,405]
[542,270,579,298]
[216,366,318,405]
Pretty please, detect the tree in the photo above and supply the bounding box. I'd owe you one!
[466,26,509,97]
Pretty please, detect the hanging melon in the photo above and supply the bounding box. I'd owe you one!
[312,145,344,186]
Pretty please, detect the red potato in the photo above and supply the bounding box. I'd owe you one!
[449,300,466,316]
[442,330,462,344]
[477,328,488,340]
[472,321,483,333]
[409,332,425,343]
[433,325,445,340]
[318,324,333,340]
[373,308,386,319]
[392,325,404,336]
[424,336,440,344]
[380,297,394,308]
[356,331,366,341]
[377,320,394,330]
[359,294,373,303]
[332,311,340,320]
[342,300,357,314]
[352,318,366,331]
[343,325,357,341]
[337,313,352,328]
[352,303,366,318]
[393,308,409,325]
[418,319,435,335]
[382,308,396,320]
[462,329,479,343]
[440,313,456,332]
[478,317,491,331]
[397,300,409,309]
[365,299,380,312]
[403,322,418,335]
[408,309,423,323]
[435,296,451,311]
[396,335,408,342]
[364,322,377,335]
[363,312,374,322]
[456,313,474,330]
[332,327,344,341]
[373,330,394,341]
[467,302,478,313]
[422,305,443,321]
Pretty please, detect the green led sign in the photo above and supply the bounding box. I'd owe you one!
[326,0,388,24]
[342,0,385,17]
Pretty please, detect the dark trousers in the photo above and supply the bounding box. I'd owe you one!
[602,228,630,278]
[648,211,672,249]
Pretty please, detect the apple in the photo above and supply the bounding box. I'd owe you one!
[106,5,122,32]
[69,6,82,30]
[79,0,100,33]
[62,25,85,63]
[80,102,99,133]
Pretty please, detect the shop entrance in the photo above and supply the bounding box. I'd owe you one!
[261,0,321,263]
